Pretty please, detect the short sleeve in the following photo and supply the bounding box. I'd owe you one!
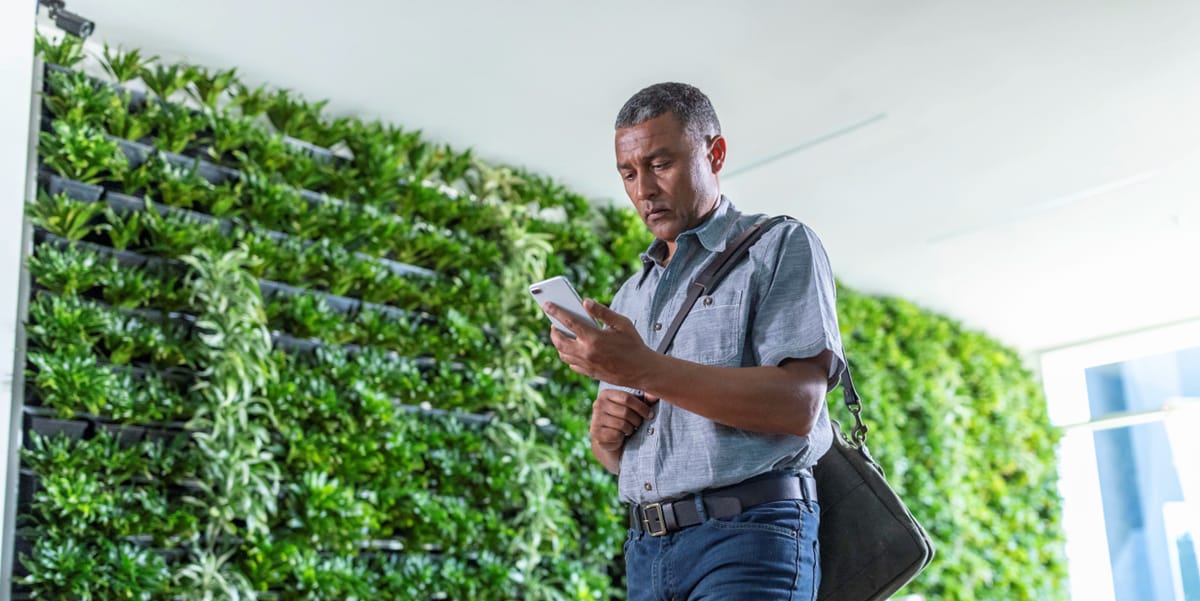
[750,223,845,386]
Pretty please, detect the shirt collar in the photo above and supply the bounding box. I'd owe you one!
[638,195,740,280]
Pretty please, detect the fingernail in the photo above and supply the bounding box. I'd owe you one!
[583,299,594,308]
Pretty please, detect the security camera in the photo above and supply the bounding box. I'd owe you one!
[52,8,94,38]
[38,0,95,39]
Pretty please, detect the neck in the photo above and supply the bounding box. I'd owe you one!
[662,195,721,264]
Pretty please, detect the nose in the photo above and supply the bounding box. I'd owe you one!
[634,171,658,201]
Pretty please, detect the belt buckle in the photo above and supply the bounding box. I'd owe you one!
[641,503,667,537]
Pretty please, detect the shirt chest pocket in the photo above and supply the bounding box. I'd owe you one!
[667,289,744,366]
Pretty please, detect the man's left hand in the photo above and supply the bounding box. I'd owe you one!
[546,299,655,387]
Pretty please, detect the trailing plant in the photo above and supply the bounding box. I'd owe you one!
[176,247,279,597]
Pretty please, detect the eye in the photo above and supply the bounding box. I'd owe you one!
[651,161,671,171]
[622,172,636,181]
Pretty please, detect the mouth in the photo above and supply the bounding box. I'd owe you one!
[645,207,670,223]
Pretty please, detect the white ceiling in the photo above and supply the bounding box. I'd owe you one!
[56,0,1200,354]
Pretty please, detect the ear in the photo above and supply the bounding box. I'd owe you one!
[707,135,727,174]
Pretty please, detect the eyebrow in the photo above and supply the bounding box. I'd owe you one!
[617,148,673,171]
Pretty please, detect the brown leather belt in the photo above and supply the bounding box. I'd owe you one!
[629,473,817,537]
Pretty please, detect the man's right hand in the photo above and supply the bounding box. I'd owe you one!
[589,388,659,474]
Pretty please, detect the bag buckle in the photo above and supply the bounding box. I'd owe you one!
[641,503,667,537]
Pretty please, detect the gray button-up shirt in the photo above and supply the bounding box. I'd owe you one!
[600,196,844,505]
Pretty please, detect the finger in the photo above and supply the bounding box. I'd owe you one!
[600,394,655,422]
[549,325,573,350]
[595,409,638,434]
[543,302,597,336]
[599,389,657,413]
[582,299,626,326]
[591,410,636,438]
[593,428,626,449]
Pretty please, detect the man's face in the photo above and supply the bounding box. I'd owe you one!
[615,113,725,244]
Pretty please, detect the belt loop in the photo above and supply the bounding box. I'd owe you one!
[799,474,816,513]
[693,491,709,522]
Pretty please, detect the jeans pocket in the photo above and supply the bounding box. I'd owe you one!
[707,499,802,538]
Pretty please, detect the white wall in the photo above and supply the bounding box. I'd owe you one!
[0,1,36,594]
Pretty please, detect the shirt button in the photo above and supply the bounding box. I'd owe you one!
[703,296,713,306]
[648,426,655,435]
[653,322,663,331]
[644,483,653,491]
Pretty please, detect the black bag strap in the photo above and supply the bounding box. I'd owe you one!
[653,214,870,447]
[839,357,868,447]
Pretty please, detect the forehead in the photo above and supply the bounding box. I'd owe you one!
[615,113,694,163]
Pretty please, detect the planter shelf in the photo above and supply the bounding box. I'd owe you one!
[160,150,240,185]
[114,137,151,169]
[22,411,89,445]
[38,168,440,280]
[35,230,430,319]
[22,404,193,439]
[39,172,103,203]
[282,135,342,163]
[40,110,480,258]
[42,62,343,167]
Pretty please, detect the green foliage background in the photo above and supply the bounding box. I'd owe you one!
[15,32,1066,600]
[836,288,1067,600]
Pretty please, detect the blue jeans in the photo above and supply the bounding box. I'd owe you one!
[624,499,821,601]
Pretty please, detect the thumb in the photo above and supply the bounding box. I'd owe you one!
[638,391,661,403]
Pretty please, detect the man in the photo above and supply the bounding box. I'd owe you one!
[544,82,844,600]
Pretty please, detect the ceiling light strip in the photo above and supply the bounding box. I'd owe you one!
[723,112,887,179]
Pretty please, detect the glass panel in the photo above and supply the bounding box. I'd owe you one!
[1084,344,1200,601]
[1091,422,1184,600]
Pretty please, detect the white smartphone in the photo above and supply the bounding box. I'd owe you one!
[529,275,601,339]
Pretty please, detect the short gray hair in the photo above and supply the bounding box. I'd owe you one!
[614,82,721,142]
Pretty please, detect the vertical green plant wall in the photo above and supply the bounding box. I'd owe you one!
[835,287,1067,600]
[15,31,1065,600]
